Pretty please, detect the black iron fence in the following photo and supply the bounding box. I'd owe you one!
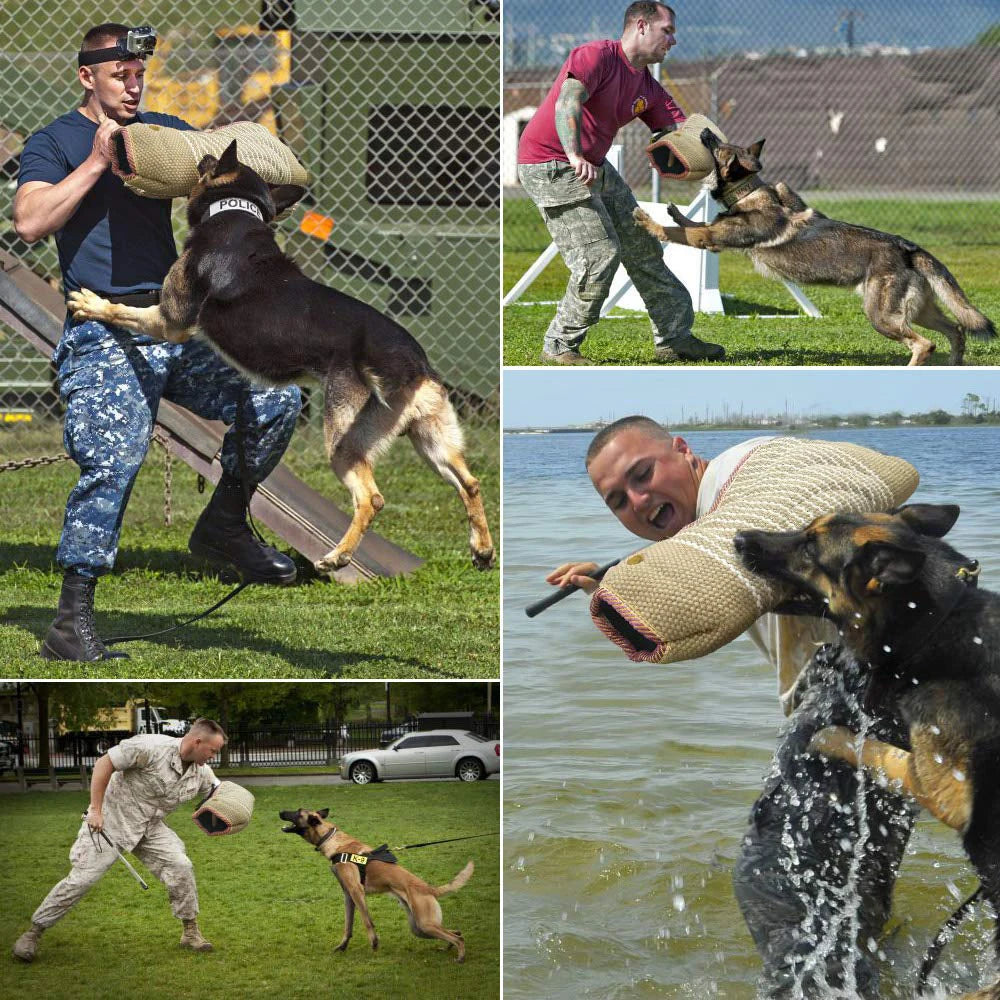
[1,716,500,776]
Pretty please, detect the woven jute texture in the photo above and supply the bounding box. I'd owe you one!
[646,113,727,181]
[112,121,310,199]
[590,438,919,664]
[192,780,255,836]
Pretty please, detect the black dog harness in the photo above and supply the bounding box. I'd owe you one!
[314,827,397,884]
[330,845,397,884]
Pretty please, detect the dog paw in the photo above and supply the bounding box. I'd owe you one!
[472,547,495,571]
[315,548,353,573]
[667,203,688,225]
[67,288,111,322]
[632,207,650,226]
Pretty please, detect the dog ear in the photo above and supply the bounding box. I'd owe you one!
[269,184,307,216]
[892,503,960,538]
[197,154,218,179]
[216,139,239,175]
[318,808,329,819]
[859,540,926,590]
[748,138,765,159]
[699,127,720,150]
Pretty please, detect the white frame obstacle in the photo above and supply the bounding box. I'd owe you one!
[503,145,820,319]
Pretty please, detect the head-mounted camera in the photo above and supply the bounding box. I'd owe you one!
[78,25,157,67]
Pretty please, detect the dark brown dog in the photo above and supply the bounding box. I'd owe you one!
[734,505,1000,999]
[279,807,472,961]
[68,140,495,574]
[634,130,996,366]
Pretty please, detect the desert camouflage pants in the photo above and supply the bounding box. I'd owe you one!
[53,317,301,576]
[32,819,199,926]
[518,159,694,354]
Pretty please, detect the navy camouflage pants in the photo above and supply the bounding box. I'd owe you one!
[732,645,916,998]
[54,317,301,577]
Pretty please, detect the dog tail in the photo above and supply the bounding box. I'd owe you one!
[915,251,997,341]
[433,860,474,898]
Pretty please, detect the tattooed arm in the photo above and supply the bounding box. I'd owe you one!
[554,77,598,186]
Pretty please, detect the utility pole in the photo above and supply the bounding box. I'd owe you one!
[838,9,864,50]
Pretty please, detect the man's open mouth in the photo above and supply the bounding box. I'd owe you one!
[649,502,673,530]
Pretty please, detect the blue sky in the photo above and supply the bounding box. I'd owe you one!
[503,369,1000,427]
[504,0,998,64]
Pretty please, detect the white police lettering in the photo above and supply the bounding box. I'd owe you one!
[207,198,264,221]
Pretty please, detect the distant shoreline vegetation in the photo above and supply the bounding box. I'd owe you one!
[506,404,1000,435]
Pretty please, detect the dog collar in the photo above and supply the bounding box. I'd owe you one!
[718,174,763,209]
[203,197,265,224]
[314,827,337,851]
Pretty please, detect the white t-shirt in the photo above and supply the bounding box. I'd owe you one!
[698,438,838,715]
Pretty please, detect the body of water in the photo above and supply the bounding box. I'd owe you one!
[503,426,1000,999]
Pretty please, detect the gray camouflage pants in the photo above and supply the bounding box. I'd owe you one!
[53,317,301,576]
[32,819,199,926]
[518,159,694,354]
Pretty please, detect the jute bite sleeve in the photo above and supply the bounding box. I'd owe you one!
[589,438,919,664]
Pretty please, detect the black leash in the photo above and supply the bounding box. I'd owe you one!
[105,389,264,647]
[393,831,500,851]
[917,886,983,994]
[104,581,251,646]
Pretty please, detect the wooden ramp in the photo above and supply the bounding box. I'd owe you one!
[0,252,423,582]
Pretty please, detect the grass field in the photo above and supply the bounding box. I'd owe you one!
[503,196,1000,366]
[0,425,499,677]
[1,779,499,999]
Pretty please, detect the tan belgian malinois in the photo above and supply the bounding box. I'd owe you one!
[634,130,996,366]
[279,808,473,961]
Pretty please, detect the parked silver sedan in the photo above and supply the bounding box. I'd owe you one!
[340,729,500,784]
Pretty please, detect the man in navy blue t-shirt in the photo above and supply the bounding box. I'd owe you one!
[15,22,302,662]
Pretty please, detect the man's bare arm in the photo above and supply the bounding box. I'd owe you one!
[554,78,598,186]
[13,113,120,243]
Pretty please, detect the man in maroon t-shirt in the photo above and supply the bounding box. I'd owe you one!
[517,2,725,365]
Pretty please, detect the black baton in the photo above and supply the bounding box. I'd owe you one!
[524,559,620,618]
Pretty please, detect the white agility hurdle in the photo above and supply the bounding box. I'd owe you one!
[504,145,820,320]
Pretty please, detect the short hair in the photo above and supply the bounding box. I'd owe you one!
[586,415,672,467]
[188,718,228,744]
[80,23,129,51]
[623,2,674,31]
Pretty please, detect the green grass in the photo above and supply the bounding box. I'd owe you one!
[0,425,499,677]
[1,780,500,999]
[503,196,1000,366]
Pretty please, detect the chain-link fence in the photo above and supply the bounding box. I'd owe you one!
[504,1,1000,268]
[0,0,500,461]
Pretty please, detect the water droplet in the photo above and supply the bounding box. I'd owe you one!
[882,644,892,653]
[907,601,917,609]
[527,831,535,842]
[952,769,966,781]
[673,894,686,912]
[934,754,944,764]
[973,636,983,645]
[931,725,941,735]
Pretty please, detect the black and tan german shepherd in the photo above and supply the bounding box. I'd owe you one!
[279,808,473,961]
[734,505,1000,999]
[633,131,996,366]
[68,140,495,574]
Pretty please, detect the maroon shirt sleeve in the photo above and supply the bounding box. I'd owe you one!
[564,42,609,95]
[640,78,687,132]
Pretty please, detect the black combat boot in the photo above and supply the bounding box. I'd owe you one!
[39,573,130,661]
[188,474,297,585]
